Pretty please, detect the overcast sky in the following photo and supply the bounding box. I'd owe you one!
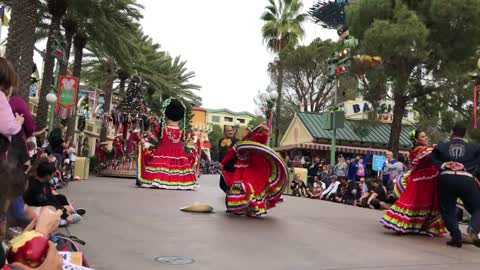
[138,0,337,113]
[2,0,337,114]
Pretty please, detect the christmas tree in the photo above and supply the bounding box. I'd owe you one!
[116,76,147,115]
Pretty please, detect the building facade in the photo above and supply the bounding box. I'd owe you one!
[206,108,256,129]
[278,111,414,163]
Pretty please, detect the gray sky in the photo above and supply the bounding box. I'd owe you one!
[138,0,337,113]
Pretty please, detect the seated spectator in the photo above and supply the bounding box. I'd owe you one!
[23,160,85,226]
[337,177,359,205]
[291,174,307,197]
[321,175,340,201]
[0,159,63,270]
[307,176,325,199]
[360,178,388,209]
[354,177,368,206]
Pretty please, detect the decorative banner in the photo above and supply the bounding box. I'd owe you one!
[55,76,78,118]
[372,155,386,172]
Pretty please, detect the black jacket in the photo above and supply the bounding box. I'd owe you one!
[430,138,480,174]
[23,176,63,209]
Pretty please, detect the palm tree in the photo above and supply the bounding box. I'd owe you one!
[3,0,39,101]
[261,0,306,146]
[36,0,68,129]
[59,13,78,76]
[65,0,144,139]
[117,68,130,97]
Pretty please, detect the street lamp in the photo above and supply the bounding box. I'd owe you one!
[265,91,278,147]
[46,92,57,133]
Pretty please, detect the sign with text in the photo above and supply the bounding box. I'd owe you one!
[372,155,386,172]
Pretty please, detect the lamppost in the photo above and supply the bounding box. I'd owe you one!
[46,92,57,133]
[265,90,278,147]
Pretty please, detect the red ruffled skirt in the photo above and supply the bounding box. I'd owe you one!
[380,167,446,236]
[136,146,198,190]
[223,142,287,216]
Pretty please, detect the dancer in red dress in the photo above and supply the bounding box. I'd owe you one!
[221,123,288,217]
[380,129,447,236]
[136,98,199,190]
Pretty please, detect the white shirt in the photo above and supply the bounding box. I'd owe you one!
[322,181,340,197]
[314,182,326,190]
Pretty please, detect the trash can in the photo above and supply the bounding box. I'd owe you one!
[74,157,90,180]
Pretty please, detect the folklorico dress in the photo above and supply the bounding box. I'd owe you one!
[136,126,199,190]
[380,146,447,236]
[221,125,288,216]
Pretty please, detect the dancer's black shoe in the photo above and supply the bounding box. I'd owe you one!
[446,240,462,248]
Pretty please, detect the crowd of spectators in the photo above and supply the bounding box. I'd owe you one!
[289,150,407,211]
[0,57,86,269]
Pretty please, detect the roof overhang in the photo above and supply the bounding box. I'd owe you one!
[276,142,409,156]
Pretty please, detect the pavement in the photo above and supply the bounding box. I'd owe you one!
[63,175,480,270]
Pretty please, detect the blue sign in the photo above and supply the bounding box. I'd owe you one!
[372,155,386,172]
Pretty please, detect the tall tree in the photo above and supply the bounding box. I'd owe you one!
[65,0,144,139]
[4,0,39,101]
[261,0,306,147]
[347,0,480,155]
[36,0,68,129]
[277,38,336,112]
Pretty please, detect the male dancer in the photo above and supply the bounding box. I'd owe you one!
[431,123,480,248]
[218,125,238,193]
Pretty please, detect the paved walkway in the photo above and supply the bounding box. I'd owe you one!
[64,175,480,270]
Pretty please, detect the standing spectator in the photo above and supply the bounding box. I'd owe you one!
[346,157,355,180]
[292,155,302,167]
[382,153,406,191]
[47,125,67,166]
[353,150,371,182]
[307,156,321,186]
[218,125,238,193]
[8,86,36,170]
[383,155,407,191]
[0,57,23,142]
[333,156,348,176]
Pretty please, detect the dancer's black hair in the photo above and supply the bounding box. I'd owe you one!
[164,98,185,122]
[409,129,422,149]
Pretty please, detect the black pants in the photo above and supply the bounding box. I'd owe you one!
[219,175,228,193]
[438,174,480,242]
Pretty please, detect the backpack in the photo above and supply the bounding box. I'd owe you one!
[50,233,89,268]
